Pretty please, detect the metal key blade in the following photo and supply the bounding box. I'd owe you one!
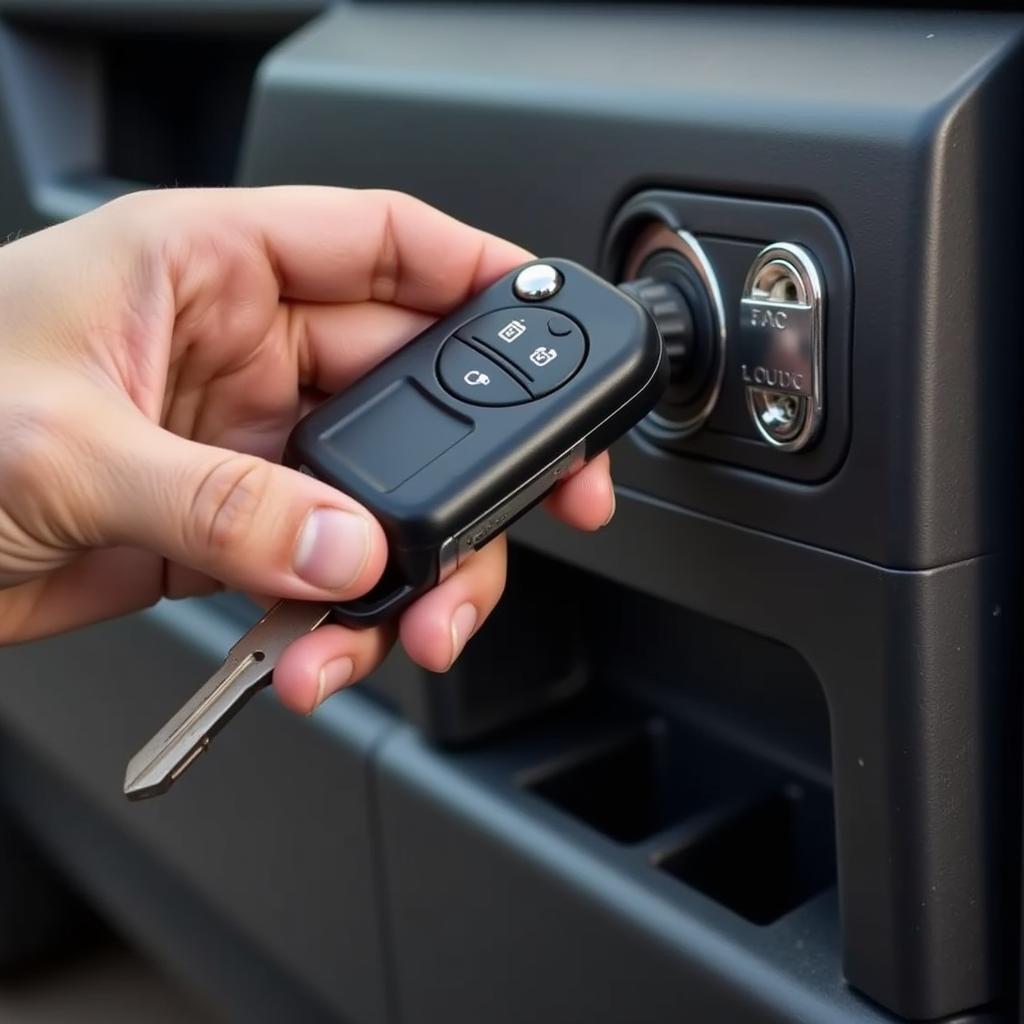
[124,599,333,801]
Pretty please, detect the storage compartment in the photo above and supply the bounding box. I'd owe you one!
[524,709,836,922]
[0,13,308,219]
[515,572,836,925]
[376,580,850,1023]
[523,716,773,846]
[526,725,691,843]
[656,783,835,924]
[101,31,285,188]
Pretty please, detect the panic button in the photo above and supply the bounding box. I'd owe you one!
[457,307,587,397]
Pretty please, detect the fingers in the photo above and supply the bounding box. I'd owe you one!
[250,187,532,309]
[273,534,508,715]
[399,533,508,673]
[143,186,531,312]
[288,299,435,394]
[273,620,396,715]
[86,408,389,603]
[240,449,611,713]
[543,451,615,530]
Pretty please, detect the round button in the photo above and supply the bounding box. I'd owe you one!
[455,307,587,398]
[437,339,531,406]
[513,264,563,301]
[547,315,573,337]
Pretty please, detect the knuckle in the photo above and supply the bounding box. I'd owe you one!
[101,190,170,247]
[104,191,202,273]
[186,455,272,558]
[371,197,402,304]
[369,187,413,206]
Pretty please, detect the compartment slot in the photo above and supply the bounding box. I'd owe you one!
[525,727,684,844]
[101,32,282,188]
[656,783,836,924]
[0,15,308,222]
[523,716,784,846]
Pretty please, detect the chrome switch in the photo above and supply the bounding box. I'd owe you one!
[737,243,825,450]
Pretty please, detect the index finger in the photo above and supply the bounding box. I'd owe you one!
[198,185,531,312]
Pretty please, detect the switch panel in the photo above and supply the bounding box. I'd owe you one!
[603,190,851,482]
[737,243,825,450]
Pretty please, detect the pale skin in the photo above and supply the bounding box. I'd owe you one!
[0,187,615,713]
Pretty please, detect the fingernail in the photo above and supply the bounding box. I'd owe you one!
[448,603,478,669]
[602,483,617,527]
[294,508,370,590]
[313,656,354,711]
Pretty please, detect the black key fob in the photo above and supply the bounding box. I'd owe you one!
[284,258,667,626]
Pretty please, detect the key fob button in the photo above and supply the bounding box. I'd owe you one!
[513,263,563,301]
[547,315,574,337]
[437,339,532,406]
[457,307,587,397]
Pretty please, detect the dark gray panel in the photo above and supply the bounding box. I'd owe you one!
[242,5,1024,571]
[0,746,339,1023]
[515,491,1014,1020]
[0,598,398,1024]
[237,12,1024,1014]
[374,719,999,1024]
[0,0,324,31]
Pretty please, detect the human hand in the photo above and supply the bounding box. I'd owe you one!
[0,187,614,711]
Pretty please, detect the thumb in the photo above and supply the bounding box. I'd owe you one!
[92,415,388,602]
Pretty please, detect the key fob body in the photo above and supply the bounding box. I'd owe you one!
[284,258,667,626]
